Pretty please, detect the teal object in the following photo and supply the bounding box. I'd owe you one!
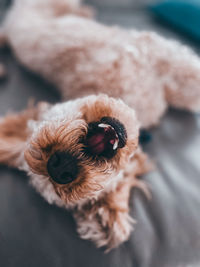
[150,0,200,40]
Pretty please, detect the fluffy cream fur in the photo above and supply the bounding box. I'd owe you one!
[1,0,200,127]
[0,0,200,250]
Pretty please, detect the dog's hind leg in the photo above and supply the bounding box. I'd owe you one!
[163,45,200,113]
[142,32,200,112]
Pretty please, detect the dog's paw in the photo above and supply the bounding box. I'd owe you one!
[98,207,135,251]
[74,206,135,251]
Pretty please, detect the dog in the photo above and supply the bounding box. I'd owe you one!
[0,0,200,250]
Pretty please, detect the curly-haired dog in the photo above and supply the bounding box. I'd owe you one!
[1,0,200,250]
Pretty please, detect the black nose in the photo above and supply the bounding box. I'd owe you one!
[47,151,79,184]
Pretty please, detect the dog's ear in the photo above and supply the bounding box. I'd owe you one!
[0,102,49,168]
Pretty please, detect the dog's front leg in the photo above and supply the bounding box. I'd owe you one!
[73,148,152,251]
[0,102,49,169]
[73,177,137,251]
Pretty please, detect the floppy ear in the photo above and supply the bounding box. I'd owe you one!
[0,102,49,169]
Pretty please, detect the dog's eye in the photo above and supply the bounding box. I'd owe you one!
[85,117,127,159]
[47,151,79,184]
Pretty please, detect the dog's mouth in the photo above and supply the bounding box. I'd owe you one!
[85,117,127,159]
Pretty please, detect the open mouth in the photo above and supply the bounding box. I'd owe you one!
[85,117,127,159]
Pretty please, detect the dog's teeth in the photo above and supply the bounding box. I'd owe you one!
[113,139,119,150]
[98,123,110,128]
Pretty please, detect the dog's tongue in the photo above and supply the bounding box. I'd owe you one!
[85,117,127,158]
[87,131,115,155]
[87,133,105,154]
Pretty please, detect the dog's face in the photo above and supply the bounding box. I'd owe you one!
[24,95,139,207]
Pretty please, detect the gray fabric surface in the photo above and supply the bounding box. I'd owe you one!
[0,1,200,267]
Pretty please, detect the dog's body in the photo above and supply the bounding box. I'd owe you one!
[2,0,200,127]
[1,0,200,250]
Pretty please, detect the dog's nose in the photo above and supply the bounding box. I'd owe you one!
[47,151,79,184]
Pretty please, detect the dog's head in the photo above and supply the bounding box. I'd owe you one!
[24,95,139,207]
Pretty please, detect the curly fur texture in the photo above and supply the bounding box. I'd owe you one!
[0,94,144,249]
[1,0,200,250]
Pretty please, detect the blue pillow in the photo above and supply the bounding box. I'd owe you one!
[150,0,200,40]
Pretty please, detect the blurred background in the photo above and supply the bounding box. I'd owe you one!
[0,1,200,267]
